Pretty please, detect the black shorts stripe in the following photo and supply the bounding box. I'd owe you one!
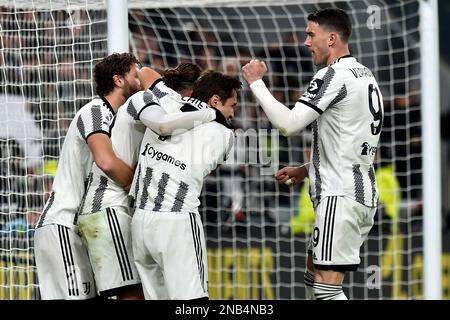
[325,197,334,261]
[58,225,79,296]
[321,198,331,261]
[58,225,73,296]
[189,213,206,293]
[64,227,80,296]
[106,208,127,281]
[111,208,134,280]
[327,197,338,261]
[323,197,337,261]
[106,208,132,281]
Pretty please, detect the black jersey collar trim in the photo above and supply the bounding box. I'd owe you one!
[149,78,163,91]
[213,108,234,129]
[333,54,354,64]
[100,96,115,115]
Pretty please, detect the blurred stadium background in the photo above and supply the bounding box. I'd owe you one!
[0,0,449,300]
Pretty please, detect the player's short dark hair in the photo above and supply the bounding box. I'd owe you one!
[307,8,352,43]
[94,52,139,96]
[191,71,241,104]
[162,63,202,93]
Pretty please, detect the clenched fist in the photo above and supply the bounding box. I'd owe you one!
[242,59,268,85]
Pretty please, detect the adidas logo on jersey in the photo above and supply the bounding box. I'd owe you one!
[141,143,187,170]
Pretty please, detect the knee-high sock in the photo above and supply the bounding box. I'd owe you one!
[313,282,347,300]
[304,269,315,300]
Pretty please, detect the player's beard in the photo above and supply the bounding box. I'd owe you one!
[122,81,141,100]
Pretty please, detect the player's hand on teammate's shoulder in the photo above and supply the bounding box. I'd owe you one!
[242,59,267,85]
[275,166,307,187]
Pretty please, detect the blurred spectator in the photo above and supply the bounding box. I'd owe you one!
[0,94,43,173]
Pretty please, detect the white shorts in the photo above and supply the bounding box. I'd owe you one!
[131,209,208,300]
[78,207,140,297]
[34,224,96,300]
[308,196,376,272]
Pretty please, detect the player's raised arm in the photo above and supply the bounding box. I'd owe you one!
[242,59,319,137]
[139,102,216,136]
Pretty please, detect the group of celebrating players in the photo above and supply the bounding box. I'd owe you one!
[34,7,383,301]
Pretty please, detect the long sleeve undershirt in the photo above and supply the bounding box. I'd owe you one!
[249,79,320,137]
[139,105,216,136]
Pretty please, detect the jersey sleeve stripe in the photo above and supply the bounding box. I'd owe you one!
[136,102,160,120]
[77,116,86,139]
[91,106,103,131]
[298,99,324,115]
[84,130,111,141]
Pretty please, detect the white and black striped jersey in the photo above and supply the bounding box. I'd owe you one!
[133,110,234,213]
[79,90,156,215]
[36,98,115,229]
[299,55,383,207]
[81,81,213,215]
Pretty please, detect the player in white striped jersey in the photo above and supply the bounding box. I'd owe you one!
[243,8,383,300]
[77,63,217,299]
[131,71,240,300]
[34,53,142,300]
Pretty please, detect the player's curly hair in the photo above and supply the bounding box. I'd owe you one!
[94,52,139,97]
[162,62,202,93]
[191,71,241,104]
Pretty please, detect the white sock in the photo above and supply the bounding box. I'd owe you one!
[304,269,316,300]
[313,282,347,300]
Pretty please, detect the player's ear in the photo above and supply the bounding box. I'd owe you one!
[328,32,337,47]
[209,94,221,107]
[113,74,124,88]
